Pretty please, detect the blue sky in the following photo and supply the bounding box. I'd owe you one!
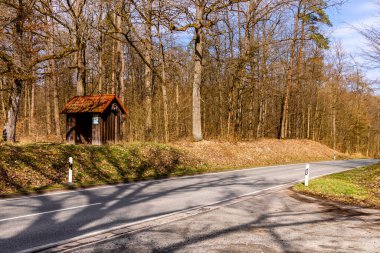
[327,0,380,93]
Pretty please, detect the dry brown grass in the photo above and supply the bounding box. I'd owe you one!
[173,139,348,168]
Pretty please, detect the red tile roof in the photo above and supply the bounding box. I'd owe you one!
[61,94,127,114]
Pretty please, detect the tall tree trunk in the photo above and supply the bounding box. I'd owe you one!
[144,0,153,141]
[157,20,169,143]
[236,0,256,138]
[161,74,169,143]
[295,8,306,138]
[280,2,301,139]
[97,0,104,94]
[115,5,125,141]
[225,9,235,139]
[48,13,61,138]
[50,49,61,138]
[192,0,205,142]
[257,19,269,138]
[72,0,85,96]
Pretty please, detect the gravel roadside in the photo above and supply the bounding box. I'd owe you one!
[69,190,380,253]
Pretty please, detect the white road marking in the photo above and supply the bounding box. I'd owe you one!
[0,203,102,222]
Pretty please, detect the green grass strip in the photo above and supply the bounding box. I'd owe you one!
[293,163,380,209]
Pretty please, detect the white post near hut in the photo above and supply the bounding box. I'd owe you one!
[68,157,73,185]
[304,163,310,186]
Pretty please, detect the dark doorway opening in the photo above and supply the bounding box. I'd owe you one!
[76,114,92,144]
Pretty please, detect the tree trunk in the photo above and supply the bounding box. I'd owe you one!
[72,0,85,96]
[98,34,104,93]
[29,82,35,136]
[98,0,104,94]
[0,77,6,120]
[218,70,224,137]
[115,7,125,141]
[280,2,301,139]
[332,106,336,150]
[110,37,115,94]
[3,79,22,142]
[157,26,169,143]
[51,50,61,138]
[235,88,243,136]
[23,85,28,134]
[144,0,153,141]
[307,104,311,139]
[192,1,205,142]
[74,41,85,96]
[225,9,235,139]
[236,0,256,138]
[45,78,51,135]
[295,8,306,138]
[175,80,180,138]
[52,76,61,137]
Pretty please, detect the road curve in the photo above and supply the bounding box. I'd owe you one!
[0,159,378,252]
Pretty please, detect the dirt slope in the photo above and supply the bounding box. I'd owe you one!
[174,139,346,168]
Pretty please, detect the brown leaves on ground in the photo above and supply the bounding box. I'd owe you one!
[173,139,346,169]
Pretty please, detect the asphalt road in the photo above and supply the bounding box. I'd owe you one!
[73,190,380,253]
[0,159,378,253]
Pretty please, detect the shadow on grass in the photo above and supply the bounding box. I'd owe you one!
[0,143,200,196]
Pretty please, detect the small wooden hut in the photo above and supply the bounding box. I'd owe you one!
[61,94,127,145]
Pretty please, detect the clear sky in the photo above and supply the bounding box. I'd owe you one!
[327,0,380,93]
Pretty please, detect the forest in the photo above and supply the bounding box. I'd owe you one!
[0,0,379,157]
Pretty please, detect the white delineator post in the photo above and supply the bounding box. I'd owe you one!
[304,164,310,186]
[334,152,336,160]
[68,157,73,185]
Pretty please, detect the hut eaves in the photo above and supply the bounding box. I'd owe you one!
[61,95,127,114]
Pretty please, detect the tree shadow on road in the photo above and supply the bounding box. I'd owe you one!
[0,172,275,252]
[78,191,380,253]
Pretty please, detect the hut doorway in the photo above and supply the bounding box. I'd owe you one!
[76,113,92,144]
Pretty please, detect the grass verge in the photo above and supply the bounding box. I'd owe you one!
[0,143,205,196]
[0,140,346,196]
[293,163,380,209]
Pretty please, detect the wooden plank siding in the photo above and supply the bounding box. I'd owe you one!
[92,114,101,145]
[66,114,76,144]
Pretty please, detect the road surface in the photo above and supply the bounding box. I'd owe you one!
[0,159,377,252]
